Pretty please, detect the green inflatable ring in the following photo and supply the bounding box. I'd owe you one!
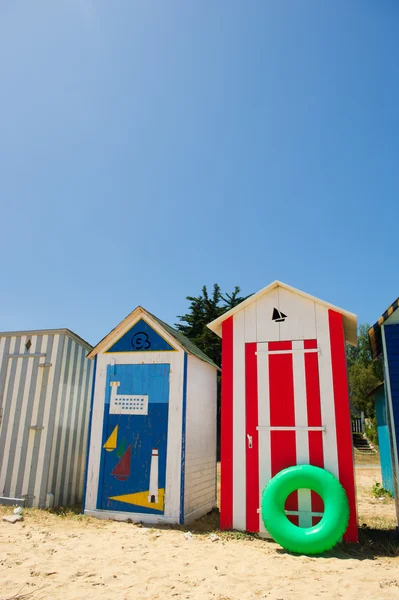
[261,465,349,554]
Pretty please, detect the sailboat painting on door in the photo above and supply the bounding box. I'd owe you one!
[97,363,170,514]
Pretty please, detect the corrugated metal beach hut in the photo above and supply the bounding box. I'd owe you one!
[0,329,93,508]
[84,306,218,525]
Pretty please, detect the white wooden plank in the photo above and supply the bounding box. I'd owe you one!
[184,356,217,517]
[292,340,312,527]
[278,288,317,341]
[315,305,339,478]
[256,289,280,343]
[244,304,257,342]
[257,342,270,534]
[232,310,246,530]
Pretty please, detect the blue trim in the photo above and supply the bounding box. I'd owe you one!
[179,353,188,524]
[82,355,97,513]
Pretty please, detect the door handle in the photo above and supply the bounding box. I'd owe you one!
[247,434,253,449]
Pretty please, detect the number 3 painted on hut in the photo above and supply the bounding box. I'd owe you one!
[131,332,151,350]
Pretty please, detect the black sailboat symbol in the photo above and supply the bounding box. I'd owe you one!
[272,308,287,323]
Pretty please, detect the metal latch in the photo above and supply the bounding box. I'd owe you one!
[247,434,253,449]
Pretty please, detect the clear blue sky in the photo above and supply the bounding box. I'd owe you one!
[1,1,398,345]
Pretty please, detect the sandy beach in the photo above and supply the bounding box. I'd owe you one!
[1,466,398,600]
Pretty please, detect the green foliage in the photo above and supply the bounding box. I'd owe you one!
[365,417,379,446]
[347,323,383,417]
[176,284,250,367]
[348,362,380,417]
[372,481,393,499]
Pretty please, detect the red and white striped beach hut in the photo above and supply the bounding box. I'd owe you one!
[208,281,358,542]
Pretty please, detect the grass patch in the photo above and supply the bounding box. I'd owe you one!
[372,482,393,499]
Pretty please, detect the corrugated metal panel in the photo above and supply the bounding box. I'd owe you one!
[0,332,93,508]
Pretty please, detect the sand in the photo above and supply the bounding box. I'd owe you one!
[1,467,398,600]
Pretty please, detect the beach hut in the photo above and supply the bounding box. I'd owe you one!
[84,306,218,525]
[369,298,399,521]
[0,329,93,508]
[208,280,358,542]
[368,383,395,496]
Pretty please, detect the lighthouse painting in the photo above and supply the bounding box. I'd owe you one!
[97,363,170,515]
[149,449,159,503]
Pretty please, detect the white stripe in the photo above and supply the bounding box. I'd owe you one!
[244,304,257,342]
[232,311,246,530]
[55,341,77,504]
[285,510,323,517]
[46,336,68,497]
[315,305,339,478]
[63,343,83,505]
[257,426,325,432]
[292,340,312,528]
[256,348,319,355]
[0,337,6,370]
[257,342,271,534]
[0,337,19,495]
[9,337,37,498]
[71,351,89,503]
[33,335,60,506]
[22,336,47,499]
[257,509,324,517]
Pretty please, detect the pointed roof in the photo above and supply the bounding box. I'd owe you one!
[368,296,399,360]
[87,306,219,369]
[207,280,357,346]
[0,328,92,350]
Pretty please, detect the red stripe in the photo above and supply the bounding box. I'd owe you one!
[245,343,259,532]
[304,339,324,515]
[329,310,358,543]
[269,341,297,516]
[220,317,233,530]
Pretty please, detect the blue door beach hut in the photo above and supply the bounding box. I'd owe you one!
[369,297,399,523]
[84,307,218,525]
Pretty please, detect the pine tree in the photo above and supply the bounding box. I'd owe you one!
[176,284,250,366]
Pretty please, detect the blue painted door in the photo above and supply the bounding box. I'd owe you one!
[98,363,170,514]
